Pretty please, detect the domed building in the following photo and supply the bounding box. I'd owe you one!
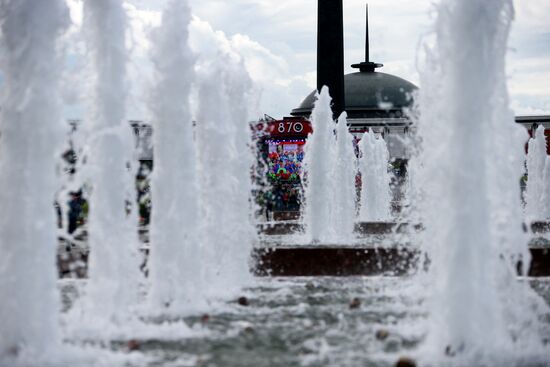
[291,70,417,121]
[255,2,418,219]
[287,2,418,161]
[291,69,417,160]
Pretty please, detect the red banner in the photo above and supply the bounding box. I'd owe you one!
[265,119,312,138]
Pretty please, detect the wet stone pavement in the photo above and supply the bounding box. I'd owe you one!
[60,277,550,367]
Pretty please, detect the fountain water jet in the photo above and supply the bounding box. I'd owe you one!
[541,157,550,219]
[147,0,201,313]
[416,0,547,362]
[525,125,548,221]
[303,86,337,243]
[358,130,391,221]
[0,0,69,359]
[303,90,367,242]
[332,113,357,242]
[80,0,141,324]
[222,59,257,285]
[196,56,255,298]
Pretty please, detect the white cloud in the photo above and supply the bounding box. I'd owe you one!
[509,57,550,96]
[515,0,550,32]
[60,0,316,119]
[171,0,550,115]
[60,0,550,118]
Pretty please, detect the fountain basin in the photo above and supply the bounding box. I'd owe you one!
[253,247,419,276]
[57,244,550,278]
[253,246,550,277]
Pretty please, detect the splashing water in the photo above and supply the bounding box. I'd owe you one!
[332,113,357,242]
[196,56,255,299]
[525,125,548,221]
[147,0,202,314]
[358,130,391,221]
[222,59,257,286]
[0,0,69,359]
[541,157,550,220]
[403,153,422,225]
[303,87,336,243]
[2,0,550,365]
[416,0,547,362]
[80,0,142,325]
[303,89,362,243]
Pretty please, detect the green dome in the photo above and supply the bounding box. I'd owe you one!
[291,71,417,119]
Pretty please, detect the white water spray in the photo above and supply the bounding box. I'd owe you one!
[147,0,201,313]
[358,130,391,221]
[525,125,548,221]
[223,59,257,286]
[417,0,546,362]
[0,0,68,359]
[541,157,550,220]
[303,90,359,242]
[403,156,422,225]
[332,113,357,241]
[303,87,336,243]
[82,0,141,324]
[196,56,255,298]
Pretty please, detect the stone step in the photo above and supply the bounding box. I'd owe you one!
[257,221,550,236]
[529,221,550,234]
[257,222,421,236]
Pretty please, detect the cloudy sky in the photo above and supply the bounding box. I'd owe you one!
[64,0,550,120]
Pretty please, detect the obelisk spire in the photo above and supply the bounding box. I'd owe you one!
[352,4,383,72]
